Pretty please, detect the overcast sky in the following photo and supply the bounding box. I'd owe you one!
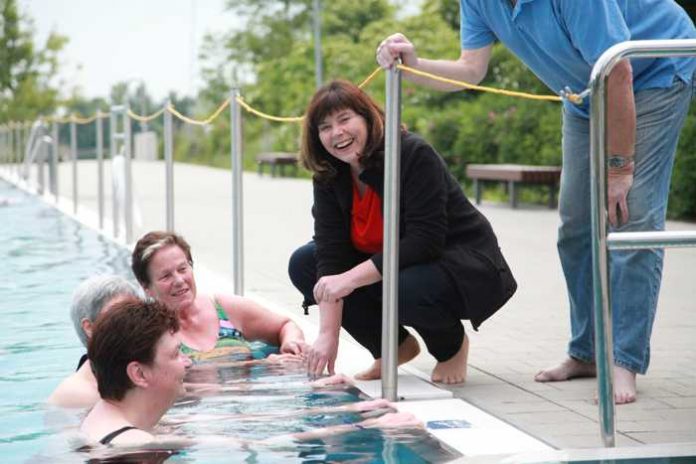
[19,0,421,102]
[19,0,236,101]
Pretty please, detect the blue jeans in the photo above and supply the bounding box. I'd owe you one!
[558,77,693,374]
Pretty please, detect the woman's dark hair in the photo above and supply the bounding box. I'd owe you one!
[88,298,179,401]
[301,79,386,182]
[131,231,193,288]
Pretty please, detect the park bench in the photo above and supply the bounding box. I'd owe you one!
[466,164,562,209]
[256,152,299,177]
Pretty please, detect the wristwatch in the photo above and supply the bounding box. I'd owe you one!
[608,155,634,169]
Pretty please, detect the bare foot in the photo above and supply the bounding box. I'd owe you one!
[534,357,596,382]
[354,335,421,380]
[613,366,637,404]
[431,334,469,384]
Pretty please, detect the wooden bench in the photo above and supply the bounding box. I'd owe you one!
[465,164,562,209]
[256,152,299,177]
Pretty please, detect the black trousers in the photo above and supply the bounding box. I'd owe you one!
[288,241,465,362]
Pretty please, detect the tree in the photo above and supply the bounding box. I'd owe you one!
[0,0,67,123]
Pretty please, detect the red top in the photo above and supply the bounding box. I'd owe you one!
[351,181,383,254]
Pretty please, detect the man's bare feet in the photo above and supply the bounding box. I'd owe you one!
[431,334,469,384]
[354,335,421,380]
[613,366,637,404]
[534,357,596,382]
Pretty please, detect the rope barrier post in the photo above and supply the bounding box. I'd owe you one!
[312,0,323,89]
[124,104,134,244]
[37,131,46,195]
[110,106,121,239]
[20,123,27,180]
[230,89,244,296]
[96,113,104,229]
[2,127,6,174]
[164,101,175,232]
[1,127,5,174]
[589,38,696,448]
[381,62,402,402]
[51,122,59,200]
[14,124,20,179]
[70,119,78,214]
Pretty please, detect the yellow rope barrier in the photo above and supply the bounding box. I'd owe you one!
[167,99,230,126]
[127,107,166,123]
[70,113,100,124]
[21,62,585,129]
[397,64,583,104]
[358,67,383,89]
[235,96,304,123]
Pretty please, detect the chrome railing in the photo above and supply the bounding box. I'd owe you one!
[589,38,696,447]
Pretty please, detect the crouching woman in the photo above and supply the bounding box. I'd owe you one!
[289,80,517,384]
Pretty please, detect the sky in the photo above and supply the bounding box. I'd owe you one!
[19,0,422,103]
[19,0,238,101]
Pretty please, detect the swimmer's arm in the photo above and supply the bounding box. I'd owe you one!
[47,375,100,409]
[217,294,298,346]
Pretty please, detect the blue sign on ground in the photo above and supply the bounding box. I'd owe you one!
[426,420,472,430]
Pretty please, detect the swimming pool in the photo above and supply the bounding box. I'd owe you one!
[0,179,460,463]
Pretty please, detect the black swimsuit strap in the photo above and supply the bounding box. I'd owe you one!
[76,354,88,371]
[99,425,139,445]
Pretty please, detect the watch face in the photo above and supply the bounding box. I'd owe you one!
[608,156,628,169]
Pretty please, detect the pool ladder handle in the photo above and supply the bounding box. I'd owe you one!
[606,230,696,251]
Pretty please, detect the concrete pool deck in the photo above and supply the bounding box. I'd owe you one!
[6,159,696,458]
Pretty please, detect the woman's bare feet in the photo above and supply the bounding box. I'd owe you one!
[534,357,596,382]
[354,335,421,380]
[431,334,469,384]
[613,366,637,404]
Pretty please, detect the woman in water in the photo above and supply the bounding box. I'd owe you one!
[132,231,307,363]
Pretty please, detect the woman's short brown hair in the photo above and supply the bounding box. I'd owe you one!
[131,231,193,288]
[88,297,179,401]
[301,80,385,182]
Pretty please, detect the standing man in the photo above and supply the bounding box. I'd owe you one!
[377,0,695,404]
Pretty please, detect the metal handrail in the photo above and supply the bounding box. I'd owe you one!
[230,90,244,296]
[589,38,696,447]
[381,62,402,401]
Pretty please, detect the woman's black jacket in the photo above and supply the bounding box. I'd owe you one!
[311,132,517,330]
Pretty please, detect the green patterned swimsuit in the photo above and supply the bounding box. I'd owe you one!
[180,299,250,362]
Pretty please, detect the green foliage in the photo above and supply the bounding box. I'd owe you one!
[669,104,696,220]
[189,0,694,220]
[0,0,67,123]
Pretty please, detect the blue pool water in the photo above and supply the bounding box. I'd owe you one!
[0,179,460,463]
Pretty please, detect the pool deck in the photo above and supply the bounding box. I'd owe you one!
[6,160,696,459]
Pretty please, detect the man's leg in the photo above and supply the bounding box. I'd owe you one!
[609,79,692,403]
[536,108,597,383]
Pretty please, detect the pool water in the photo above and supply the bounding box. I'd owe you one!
[0,179,460,463]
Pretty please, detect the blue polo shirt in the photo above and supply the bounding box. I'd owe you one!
[459,0,696,118]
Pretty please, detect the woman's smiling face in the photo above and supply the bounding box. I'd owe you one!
[318,108,368,168]
[145,245,197,311]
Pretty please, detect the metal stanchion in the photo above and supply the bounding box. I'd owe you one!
[123,105,133,244]
[381,62,402,401]
[589,38,696,448]
[164,102,174,231]
[14,124,20,179]
[37,131,46,195]
[51,122,59,199]
[230,90,244,295]
[70,119,78,213]
[110,107,121,238]
[96,112,104,229]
